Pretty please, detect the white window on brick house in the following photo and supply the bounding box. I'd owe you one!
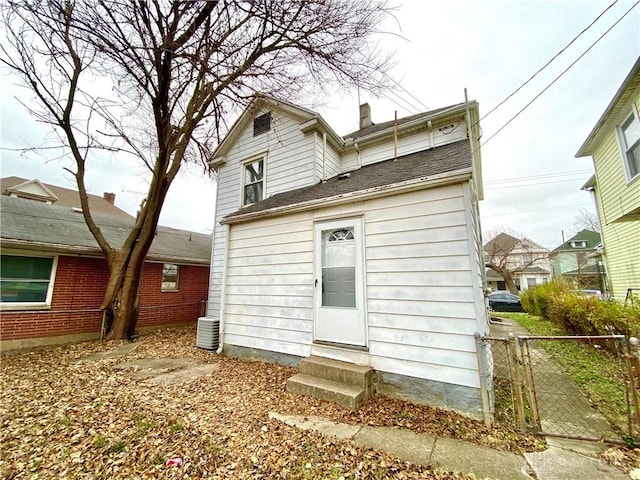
[242,158,264,206]
[0,254,57,308]
[161,263,179,291]
[619,110,640,181]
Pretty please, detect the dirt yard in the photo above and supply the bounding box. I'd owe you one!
[1,325,542,479]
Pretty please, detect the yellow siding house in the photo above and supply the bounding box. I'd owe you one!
[577,57,640,302]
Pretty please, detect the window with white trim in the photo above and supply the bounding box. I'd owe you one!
[243,158,264,205]
[619,110,640,180]
[161,263,179,291]
[0,254,57,307]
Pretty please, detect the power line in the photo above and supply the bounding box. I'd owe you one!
[484,169,593,185]
[483,202,593,217]
[481,0,619,121]
[481,0,640,148]
[485,178,590,190]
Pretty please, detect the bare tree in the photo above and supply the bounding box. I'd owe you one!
[572,207,601,234]
[483,229,549,294]
[1,0,392,339]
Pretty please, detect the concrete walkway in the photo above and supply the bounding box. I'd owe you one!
[269,412,628,479]
[491,318,616,440]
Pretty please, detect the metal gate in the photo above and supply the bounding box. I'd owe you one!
[477,333,640,443]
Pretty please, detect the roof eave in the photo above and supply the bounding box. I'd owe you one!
[576,57,640,158]
[221,168,473,225]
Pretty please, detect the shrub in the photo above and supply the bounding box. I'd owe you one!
[522,280,640,348]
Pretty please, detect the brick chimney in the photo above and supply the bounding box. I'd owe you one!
[103,192,116,205]
[359,103,372,130]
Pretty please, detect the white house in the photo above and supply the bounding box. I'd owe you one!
[202,94,489,418]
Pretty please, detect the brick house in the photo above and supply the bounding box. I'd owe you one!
[1,194,211,350]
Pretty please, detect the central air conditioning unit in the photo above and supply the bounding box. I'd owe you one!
[196,317,220,350]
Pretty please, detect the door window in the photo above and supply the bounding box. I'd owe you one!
[321,228,356,308]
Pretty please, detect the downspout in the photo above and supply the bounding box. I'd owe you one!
[322,132,327,181]
[355,142,361,168]
[216,223,231,354]
[428,120,434,149]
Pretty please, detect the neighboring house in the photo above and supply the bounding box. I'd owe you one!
[201,93,489,418]
[484,232,551,292]
[577,57,640,302]
[1,176,133,219]
[549,229,607,293]
[0,195,211,350]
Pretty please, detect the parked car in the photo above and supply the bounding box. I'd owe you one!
[578,289,603,299]
[488,291,523,312]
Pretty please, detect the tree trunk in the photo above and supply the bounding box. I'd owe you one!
[487,264,520,295]
[104,258,143,340]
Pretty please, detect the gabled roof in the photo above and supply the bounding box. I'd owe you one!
[1,196,211,265]
[484,232,548,254]
[484,232,519,254]
[550,229,601,253]
[576,56,640,157]
[1,176,133,219]
[210,93,343,163]
[222,139,472,224]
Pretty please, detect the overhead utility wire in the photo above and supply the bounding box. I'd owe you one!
[484,202,593,218]
[481,0,640,148]
[384,73,431,111]
[481,0,618,121]
[485,169,593,185]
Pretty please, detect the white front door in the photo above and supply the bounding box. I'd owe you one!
[314,218,366,346]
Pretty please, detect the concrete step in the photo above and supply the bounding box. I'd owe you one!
[299,356,373,391]
[286,373,366,411]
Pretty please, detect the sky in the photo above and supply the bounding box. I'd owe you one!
[1,1,639,249]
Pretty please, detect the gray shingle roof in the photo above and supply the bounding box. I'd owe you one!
[223,139,472,223]
[1,196,211,265]
[1,176,133,219]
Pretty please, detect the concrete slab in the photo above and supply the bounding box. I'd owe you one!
[268,412,362,440]
[149,363,219,385]
[546,437,612,457]
[72,343,138,362]
[524,446,628,480]
[114,358,218,385]
[431,436,532,479]
[353,426,435,466]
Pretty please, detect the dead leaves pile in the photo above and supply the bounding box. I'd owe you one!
[2,326,539,479]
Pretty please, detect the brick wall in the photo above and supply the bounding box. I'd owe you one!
[0,255,209,341]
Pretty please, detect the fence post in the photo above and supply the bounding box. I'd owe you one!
[519,337,541,431]
[475,333,494,427]
[506,333,526,429]
[628,337,640,434]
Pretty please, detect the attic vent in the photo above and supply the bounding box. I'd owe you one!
[253,112,271,136]
[196,317,220,350]
[338,173,351,180]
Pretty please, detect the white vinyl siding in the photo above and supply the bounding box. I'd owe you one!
[341,120,467,172]
[223,213,314,357]
[219,183,482,389]
[208,109,318,315]
[364,184,481,389]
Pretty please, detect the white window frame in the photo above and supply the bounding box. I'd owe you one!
[617,104,640,183]
[0,252,58,310]
[161,263,180,291]
[240,154,267,207]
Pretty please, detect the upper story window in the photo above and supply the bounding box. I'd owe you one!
[243,158,264,205]
[253,113,271,136]
[570,240,587,248]
[619,110,640,180]
[1,254,57,308]
[161,263,179,291]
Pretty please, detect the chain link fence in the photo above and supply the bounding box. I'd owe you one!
[476,332,640,443]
